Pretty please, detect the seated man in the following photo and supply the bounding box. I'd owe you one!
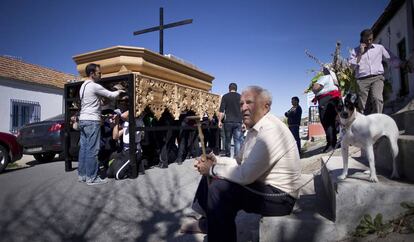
[107,109,145,178]
[182,86,302,242]
[98,109,120,172]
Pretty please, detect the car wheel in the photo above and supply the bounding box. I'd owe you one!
[33,152,56,163]
[0,144,10,173]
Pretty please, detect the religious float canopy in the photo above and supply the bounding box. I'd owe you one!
[71,45,220,120]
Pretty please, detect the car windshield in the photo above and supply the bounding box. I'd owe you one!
[44,114,64,121]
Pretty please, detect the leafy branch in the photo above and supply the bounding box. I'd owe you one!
[391,201,414,234]
[353,201,414,238]
[353,214,393,237]
[304,42,358,95]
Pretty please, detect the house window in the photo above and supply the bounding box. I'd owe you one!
[10,99,41,133]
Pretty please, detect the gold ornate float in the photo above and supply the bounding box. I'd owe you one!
[72,46,220,119]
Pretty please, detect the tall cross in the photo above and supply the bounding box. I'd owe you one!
[133,7,193,55]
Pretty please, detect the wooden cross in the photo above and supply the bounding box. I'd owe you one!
[133,7,193,55]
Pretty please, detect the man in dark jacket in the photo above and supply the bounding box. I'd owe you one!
[285,96,302,153]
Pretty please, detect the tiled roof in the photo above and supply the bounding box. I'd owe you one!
[0,55,79,89]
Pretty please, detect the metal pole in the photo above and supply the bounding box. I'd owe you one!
[215,124,220,155]
[129,75,138,178]
[64,84,72,171]
[160,7,164,55]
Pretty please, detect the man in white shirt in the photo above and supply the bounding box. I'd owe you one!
[78,63,123,185]
[181,86,302,242]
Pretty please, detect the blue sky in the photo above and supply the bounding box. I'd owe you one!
[0,0,389,117]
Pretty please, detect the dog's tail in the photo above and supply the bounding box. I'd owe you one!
[387,131,400,178]
[385,126,399,159]
[382,116,400,178]
[389,134,399,159]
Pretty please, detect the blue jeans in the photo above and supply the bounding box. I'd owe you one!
[78,120,101,181]
[224,122,242,157]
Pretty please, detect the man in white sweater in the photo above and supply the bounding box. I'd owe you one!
[78,63,123,185]
[181,86,302,242]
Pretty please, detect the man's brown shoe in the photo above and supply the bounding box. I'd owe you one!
[180,217,207,234]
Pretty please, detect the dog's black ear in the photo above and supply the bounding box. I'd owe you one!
[334,98,341,105]
[335,98,343,111]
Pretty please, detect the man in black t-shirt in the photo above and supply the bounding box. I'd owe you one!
[218,83,243,157]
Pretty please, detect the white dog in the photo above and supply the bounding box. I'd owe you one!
[336,93,399,182]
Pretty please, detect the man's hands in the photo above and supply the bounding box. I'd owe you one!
[356,43,367,64]
[359,43,367,54]
[242,123,247,133]
[218,121,223,129]
[218,112,224,129]
[194,153,217,176]
[312,83,323,94]
[112,113,120,125]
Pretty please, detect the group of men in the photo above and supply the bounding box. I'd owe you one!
[180,28,413,241]
[76,27,411,241]
[76,63,211,184]
[76,63,302,240]
[285,28,412,155]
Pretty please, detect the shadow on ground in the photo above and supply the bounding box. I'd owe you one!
[301,146,326,158]
[4,156,64,174]
[0,161,203,242]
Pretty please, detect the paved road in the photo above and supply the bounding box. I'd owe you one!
[0,156,259,242]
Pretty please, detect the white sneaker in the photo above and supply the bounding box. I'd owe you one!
[86,177,108,186]
[78,176,86,182]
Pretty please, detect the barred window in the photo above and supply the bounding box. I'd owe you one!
[308,106,320,123]
[10,99,41,133]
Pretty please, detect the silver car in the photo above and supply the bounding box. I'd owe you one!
[17,114,78,162]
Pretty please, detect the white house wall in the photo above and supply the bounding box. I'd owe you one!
[0,78,64,133]
[375,1,414,101]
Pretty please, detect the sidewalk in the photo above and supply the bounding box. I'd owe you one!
[2,142,406,242]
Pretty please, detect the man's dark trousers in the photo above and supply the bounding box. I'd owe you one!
[289,125,300,153]
[193,176,295,242]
